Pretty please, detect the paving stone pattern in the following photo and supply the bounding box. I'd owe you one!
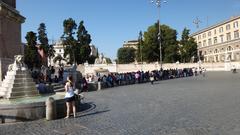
[1,72,240,135]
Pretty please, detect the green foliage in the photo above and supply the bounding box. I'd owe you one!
[37,23,49,54]
[142,22,179,63]
[87,55,97,64]
[161,25,179,63]
[63,18,77,37]
[117,47,136,64]
[179,28,198,63]
[62,18,92,64]
[105,57,112,64]
[24,31,41,69]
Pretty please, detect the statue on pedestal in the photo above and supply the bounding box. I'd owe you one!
[94,53,107,64]
[8,55,27,71]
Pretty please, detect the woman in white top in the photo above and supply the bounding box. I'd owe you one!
[65,75,76,118]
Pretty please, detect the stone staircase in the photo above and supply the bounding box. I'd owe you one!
[52,83,65,92]
[0,70,39,99]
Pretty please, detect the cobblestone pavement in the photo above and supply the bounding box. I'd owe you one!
[1,72,240,135]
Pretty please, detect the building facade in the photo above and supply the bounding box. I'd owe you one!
[123,40,139,50]
[49,39,68,67]
[50,40,98,66]
[191,16,240,63]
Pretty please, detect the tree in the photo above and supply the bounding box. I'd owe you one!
[179,28,198,63]
[24,31,41,69]
[61,18,77,64]
[61,19,92,64]
[142,22,179,63]
[37,23,49,54]
[87,55,97,64]
[117,47,136,64]
[161,25,179,63]
[76,21,92,64]
[105,57,112,64]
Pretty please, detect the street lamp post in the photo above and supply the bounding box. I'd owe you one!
[139,31,143,71]
[150,0,166,70]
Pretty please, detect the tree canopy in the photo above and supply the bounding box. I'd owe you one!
[37,23,49,54]
[117,47,136,64]
[179,28,198,63]
[24,31,41,69]
[142,22,179,63]
[62,18,92,65]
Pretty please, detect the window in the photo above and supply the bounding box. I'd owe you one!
[198,35,201,40]
[203,40,206,46]
[214,29,217,35]
[227,46,232,51]
[234,21,238,28]
[214,37,217,44]
[203,33,206,38]
[198,42,202,47]
[226,33,231,41]
[234,30,239,39]
[208,38,212,46]
[219,27,223,33]
[59,49,61,53]
[226,24,231,30]
[220,35,224,43]
[208,31,211,36]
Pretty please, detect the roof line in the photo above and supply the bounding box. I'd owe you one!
[190,16,240,36]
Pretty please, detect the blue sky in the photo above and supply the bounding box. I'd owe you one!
[17,0,240,60]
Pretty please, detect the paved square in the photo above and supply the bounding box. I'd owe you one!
[1,72,240,135]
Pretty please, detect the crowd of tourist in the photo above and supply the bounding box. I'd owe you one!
[32,66,64,84]
[93,68,195,88]
[33,66,207,93]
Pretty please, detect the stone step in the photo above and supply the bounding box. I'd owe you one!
[11,86,37,92]
[53,84,64,89]
[13,82,36,87]
[14,78,34,83]
[54,87,65,92]
[15,74,32,78]
[9,90,39,99]
[16,70,30,74]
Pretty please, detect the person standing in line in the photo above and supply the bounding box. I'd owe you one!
[64,75,76,118]
[202,68,206,77]
[150,72,154,85]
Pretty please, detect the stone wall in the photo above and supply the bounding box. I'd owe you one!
[80,62,228,76]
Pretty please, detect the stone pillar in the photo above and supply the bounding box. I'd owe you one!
[46,97,56,120]
[0,0,25,59]
[98,81,101,90]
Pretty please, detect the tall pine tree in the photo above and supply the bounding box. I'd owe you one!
[24,31,41,69]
